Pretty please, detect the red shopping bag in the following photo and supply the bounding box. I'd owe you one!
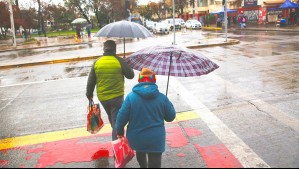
[112,137,135,168]
[87,100,104,134]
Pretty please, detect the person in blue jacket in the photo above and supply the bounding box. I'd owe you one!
[115,67,176,168]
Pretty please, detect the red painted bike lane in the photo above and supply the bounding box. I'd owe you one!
[0,119,243,168]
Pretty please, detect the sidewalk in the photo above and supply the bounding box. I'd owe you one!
[0,36,96,53]
[1,24,298,52]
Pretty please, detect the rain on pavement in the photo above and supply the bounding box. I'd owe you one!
[0,29,298,168]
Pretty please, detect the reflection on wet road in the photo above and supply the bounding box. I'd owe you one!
[0,30,298,87]
[0,29,299,168]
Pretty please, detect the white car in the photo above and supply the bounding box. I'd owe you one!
[152,22,169,34]
[163,18,181,31]
[145,21,156,32]
[176,18,185,28]
[185,19,202,29]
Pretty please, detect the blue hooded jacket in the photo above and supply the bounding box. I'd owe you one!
[115,82,176,152]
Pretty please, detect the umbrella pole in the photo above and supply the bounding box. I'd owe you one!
[123,37,126,58]
[166,52,173,96]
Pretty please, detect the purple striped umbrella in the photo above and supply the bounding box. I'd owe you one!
[125,45,219,95]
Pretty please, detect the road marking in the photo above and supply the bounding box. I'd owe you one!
[0,111,199,151]
[0,76,85,88]
[208,73,299,133]
[170,77,270,168]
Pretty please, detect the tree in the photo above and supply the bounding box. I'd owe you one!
[92,0,112,28]
[148,2,164,20]
[175,0,188,18]
[136,5,153,20]
[64,0,91,24]
[18,8,38,37]
[44,4,76,30]
[0,2,10,39]
[37,0,47,37]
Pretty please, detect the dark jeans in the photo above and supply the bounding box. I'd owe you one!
[100,95,124,141]
[136,152,162,168]
[87,30,91,37]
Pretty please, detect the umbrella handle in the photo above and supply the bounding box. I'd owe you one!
[123,37,126,59]
[166,52,173,96]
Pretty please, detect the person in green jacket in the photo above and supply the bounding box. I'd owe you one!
[86,40,134,141]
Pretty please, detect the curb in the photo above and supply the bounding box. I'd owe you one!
[0,52,133,70]
[239,28,299,32]
[0,40,96,53]
[0,40,239,70]
[202,27,222,31]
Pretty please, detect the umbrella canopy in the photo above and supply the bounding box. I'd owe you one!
[94,20,153,38]
[125,45,219,95]
[94,20,153,58]
[279,0,299,9]
[71,18,88,24]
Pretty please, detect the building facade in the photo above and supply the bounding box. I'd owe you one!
[170,0,298,25]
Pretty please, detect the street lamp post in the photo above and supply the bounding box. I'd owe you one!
[162,0,165,20]
[8,0,16,47]
[224,0,228,42]
[192,0,195,19]
[172,0,176,45]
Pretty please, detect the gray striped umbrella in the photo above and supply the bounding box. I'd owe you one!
[125,45,219,95]
[94,20,153,58]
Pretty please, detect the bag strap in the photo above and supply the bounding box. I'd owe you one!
[89,99,94,110]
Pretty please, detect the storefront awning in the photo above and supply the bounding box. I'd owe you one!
[263,0,284,5]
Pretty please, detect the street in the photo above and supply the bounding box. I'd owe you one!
[0,29,299,168]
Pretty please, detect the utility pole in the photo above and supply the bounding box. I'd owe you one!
[223,0,227,42]
[162,0,165,20]
[8,0,16,47]
[192,0,195,19]
[172,0,176,45]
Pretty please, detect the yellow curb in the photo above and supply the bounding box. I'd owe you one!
[202,27,222,31]
[0,111,199,150]
[0,52,133,70]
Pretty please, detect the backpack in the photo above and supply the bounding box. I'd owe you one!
[242,17,246,23]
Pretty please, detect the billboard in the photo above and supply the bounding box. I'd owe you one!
[244,0,258,6]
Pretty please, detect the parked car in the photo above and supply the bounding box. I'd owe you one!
[152,22,169,34]
[145,21,156,32]
[185,19,202,29]
[163,18,181,31]
[176,18,186,28]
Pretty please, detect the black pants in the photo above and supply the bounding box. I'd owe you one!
[100,96,124,141]
[136,152,162,168]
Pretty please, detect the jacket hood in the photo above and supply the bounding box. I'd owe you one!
[132,82,159,99]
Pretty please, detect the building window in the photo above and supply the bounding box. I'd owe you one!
[209,0,215,5]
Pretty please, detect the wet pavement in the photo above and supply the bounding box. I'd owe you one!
[0,26,299,168]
